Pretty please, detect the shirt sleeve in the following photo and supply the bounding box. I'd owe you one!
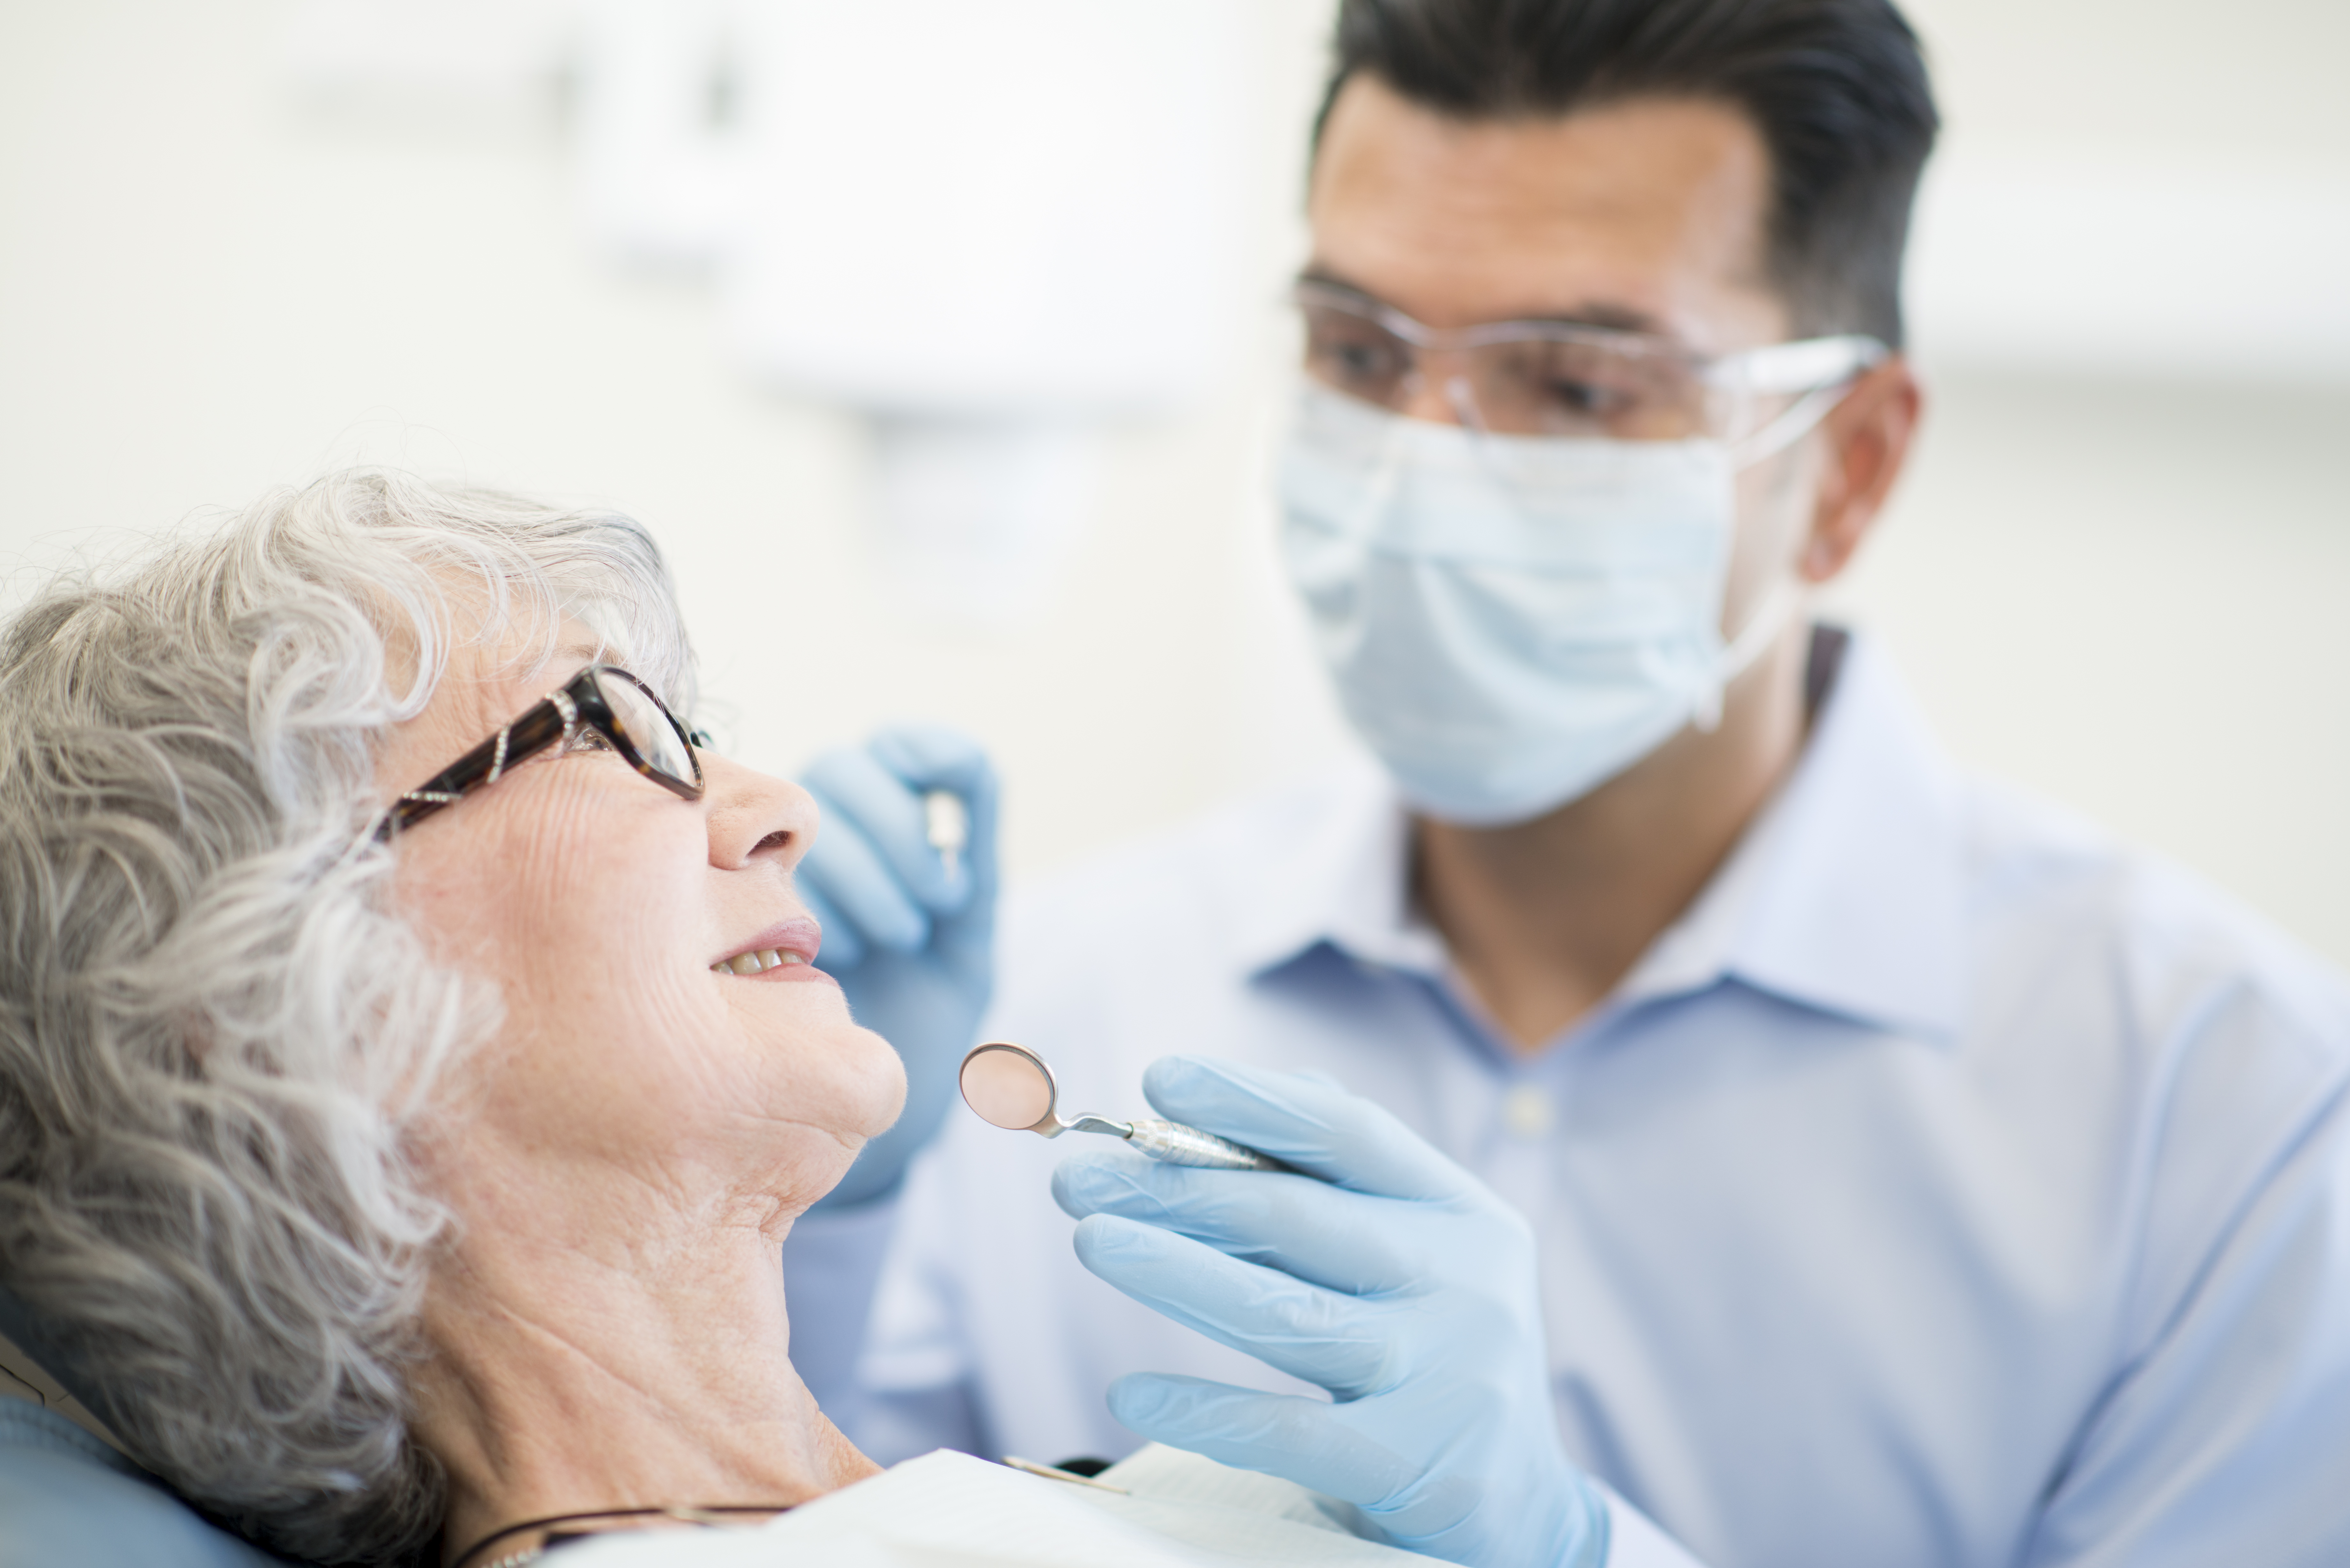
[2020,1086,2350,1567]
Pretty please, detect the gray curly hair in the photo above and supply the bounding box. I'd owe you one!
[0,470,695,1564]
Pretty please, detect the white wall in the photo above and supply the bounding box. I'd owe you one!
[1833,0,2350,963]
[1,0,2345,966]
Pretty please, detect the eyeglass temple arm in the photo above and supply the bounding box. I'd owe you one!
[1715,335,1889,394]
[376,692,579,839]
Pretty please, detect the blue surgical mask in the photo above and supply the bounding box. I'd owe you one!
[1277,382,1797,826]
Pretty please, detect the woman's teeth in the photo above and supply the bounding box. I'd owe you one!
[712,948,807,976]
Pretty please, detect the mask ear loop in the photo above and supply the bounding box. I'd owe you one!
[1728,379,1851,469]
[1690,576,1803,731]
[1688,368,1874,727]
[1688,381,1851,730]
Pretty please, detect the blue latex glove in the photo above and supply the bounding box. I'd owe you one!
[796,725,998,1210]
[1050,1057,1610,1568]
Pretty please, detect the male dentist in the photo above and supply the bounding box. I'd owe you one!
[785,2,2350,1565]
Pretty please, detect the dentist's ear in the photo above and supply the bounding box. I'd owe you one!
[1802,356,1922,584]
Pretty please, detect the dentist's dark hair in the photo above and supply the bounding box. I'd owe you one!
[1313,0,1939,347]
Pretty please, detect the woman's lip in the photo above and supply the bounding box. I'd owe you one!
[745,961,839,988]
[714,916,823,970]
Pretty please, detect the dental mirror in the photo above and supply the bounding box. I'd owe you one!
[959,1042,1286,1172]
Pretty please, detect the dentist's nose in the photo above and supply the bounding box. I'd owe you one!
[1395,365,1483,429]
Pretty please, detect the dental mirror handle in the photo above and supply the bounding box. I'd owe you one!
[1123,1118,1288,1172]
[1057,1112,1285,1172]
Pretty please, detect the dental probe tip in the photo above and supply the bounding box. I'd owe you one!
[924,788,968,878]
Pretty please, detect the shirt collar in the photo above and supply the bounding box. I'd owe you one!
[1620,633,1967,1043]
[1226,756,1446,978]
[1233,630,1967,1046]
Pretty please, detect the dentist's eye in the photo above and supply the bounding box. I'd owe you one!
[1540,378,1632,417]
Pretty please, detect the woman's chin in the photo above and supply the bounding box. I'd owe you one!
[782,1021,908,1146]
[845,1023,910,1138]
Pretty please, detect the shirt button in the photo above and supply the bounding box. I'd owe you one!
[1502,1084,1554,1140]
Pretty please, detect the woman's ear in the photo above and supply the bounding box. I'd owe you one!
[1801,356,1922,583]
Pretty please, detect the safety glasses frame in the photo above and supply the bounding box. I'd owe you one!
[1292,280,1886,394]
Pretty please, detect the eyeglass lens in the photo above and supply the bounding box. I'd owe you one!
[1298,296,1717,441]
[597,671,697,788]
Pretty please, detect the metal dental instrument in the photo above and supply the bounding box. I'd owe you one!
[923,789,968,880]
[959,1041,1288,1172]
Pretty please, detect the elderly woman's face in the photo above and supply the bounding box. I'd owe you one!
[381,643,904,1223]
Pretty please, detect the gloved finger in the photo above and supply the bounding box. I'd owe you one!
[797,789,929,956]
[864,723,1000,877]
[1104,1374,1416,1511]
[805,741,974,915]
[1141,1056,1482,1204]
[865,724,1001,973]
[1053,1144,1420,1296]
[1072,1214,1391,1397]
[793,877,867,972]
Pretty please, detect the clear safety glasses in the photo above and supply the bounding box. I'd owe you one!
[1293,280,1887,445]
[376,664,707,841]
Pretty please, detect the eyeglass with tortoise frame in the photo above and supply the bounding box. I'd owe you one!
[376,665,713,841]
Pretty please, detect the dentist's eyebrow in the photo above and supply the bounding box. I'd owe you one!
[1295,264,1672,337]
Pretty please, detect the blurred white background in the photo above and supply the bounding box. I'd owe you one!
[1,0,2345,963]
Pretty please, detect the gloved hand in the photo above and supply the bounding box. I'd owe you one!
[1050,1057,1610,1568]
[797,724,998,1210]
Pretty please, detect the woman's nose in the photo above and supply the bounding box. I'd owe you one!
[700,751,819,872]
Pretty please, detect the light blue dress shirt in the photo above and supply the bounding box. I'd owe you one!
[794,635,2350,1568]
[0,1399,291,1567]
